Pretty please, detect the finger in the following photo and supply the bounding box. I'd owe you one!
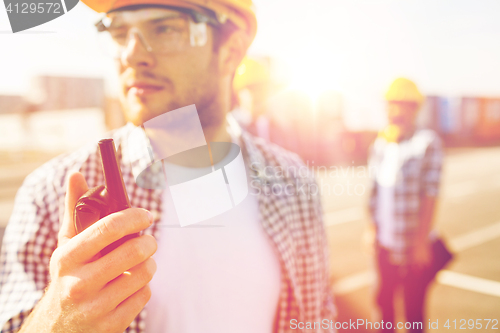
[99,257,157,312]
[85,235,157,288]
[66,208,153,263]
[58,171,89,247]
[110,285,152,332]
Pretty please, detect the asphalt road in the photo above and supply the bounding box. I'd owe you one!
[323,147,500,332]
[1,147,499,332]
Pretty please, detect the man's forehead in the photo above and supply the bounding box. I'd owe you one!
[105,8,183,26]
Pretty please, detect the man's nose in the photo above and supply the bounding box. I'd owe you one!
[388,105,403,118]
[121,31,156,68]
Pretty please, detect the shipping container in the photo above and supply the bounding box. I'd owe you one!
[475,98,500,143]
[461,97,480,137]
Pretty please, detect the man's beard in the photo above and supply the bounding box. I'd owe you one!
[123,67,225,131]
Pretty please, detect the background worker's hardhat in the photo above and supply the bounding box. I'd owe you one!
[385,77,424,106]
[82,0,257,45]
[233,57,270,91]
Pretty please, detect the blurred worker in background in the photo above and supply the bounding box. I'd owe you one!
[365,78,444,332]
[0,0,336,332]
[233,56,274,141]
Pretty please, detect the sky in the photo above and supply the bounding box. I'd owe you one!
[251,0,500,97]
[1,0,500,127]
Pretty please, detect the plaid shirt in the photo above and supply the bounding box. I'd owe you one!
[0,123,336,333]
[368,129,443,264]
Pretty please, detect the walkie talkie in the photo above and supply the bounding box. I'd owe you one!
[74,139,139,256]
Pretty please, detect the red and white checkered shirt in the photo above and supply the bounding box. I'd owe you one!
[0,123,336,332]
[368,129,444,264]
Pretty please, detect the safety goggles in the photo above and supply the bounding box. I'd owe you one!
[95,7,220,58]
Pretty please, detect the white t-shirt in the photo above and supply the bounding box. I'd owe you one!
[145,143,281,333]
[375,142,400,248]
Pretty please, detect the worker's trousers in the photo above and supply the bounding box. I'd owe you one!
[375,245,428,333]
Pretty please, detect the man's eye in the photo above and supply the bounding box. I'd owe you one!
[154,25,180,35]
[108,30,128,43]
[113,34,127,41]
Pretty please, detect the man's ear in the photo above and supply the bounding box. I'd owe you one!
[217,29,249,78]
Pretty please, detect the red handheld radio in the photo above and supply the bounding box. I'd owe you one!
[73,139,139,255]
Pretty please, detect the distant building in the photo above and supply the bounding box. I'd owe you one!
[29,76,105,111]
[0,95,27,114]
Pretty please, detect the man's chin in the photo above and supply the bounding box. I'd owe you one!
[124,93,169,122]
[125,103,159,126]
[124,100,222,130]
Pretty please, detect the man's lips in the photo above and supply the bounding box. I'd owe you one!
[127,83,165,96]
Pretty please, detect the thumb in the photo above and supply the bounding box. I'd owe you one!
[58,171,89,247]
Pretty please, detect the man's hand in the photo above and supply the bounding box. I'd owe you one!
[412,194,437,270]
[20,171,157,333]
[412,241,432,270]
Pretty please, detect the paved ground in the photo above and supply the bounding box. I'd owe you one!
[1,147,499,332]
[323,147,500,332]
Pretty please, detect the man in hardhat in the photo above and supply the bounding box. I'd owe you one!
[0,0,336,332]
[233,56,273,141]
[365,78,444,332]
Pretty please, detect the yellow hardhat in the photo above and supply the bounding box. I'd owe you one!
[233,57,270,91]
[385,78,424,105]
[83,0,257,45]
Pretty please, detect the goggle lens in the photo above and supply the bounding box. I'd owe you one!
[96,8,210,58]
